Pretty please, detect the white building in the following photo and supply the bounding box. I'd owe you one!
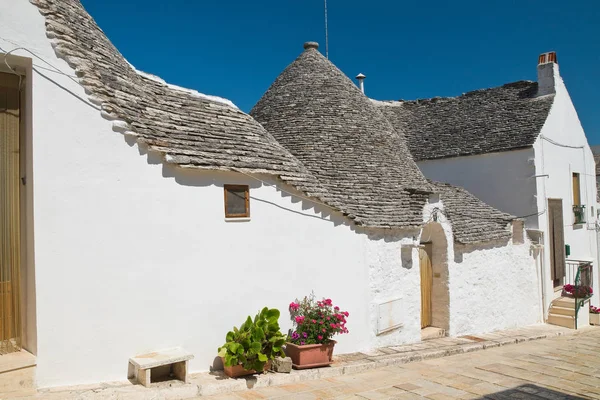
[0,0,541,390]
[376,51,599,328]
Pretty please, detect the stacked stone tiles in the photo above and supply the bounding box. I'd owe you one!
[429,181,515,243]
[31,0,520,240]
[30,0,338,207]
[251,44,432,228]
[375,81,554,161]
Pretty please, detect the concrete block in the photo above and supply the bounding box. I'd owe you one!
[172,360,188,383]
[138,367,150,388]
[129,347,193,387]
[270,357,292,373]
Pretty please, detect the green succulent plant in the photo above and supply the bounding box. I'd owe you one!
[218,307,287,372]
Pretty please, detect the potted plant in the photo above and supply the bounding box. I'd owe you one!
[218,307,287,378]
[285,295,349,369]
[590,305,600,325]
[563,284,593,298]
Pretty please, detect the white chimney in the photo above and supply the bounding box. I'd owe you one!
[356,73,366,94]
[537,51,559,96]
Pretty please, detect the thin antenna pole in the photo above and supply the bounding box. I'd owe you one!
[324,0,329,59]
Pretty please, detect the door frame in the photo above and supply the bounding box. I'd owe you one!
[0,54,35,355]
[419,243,433,329]
[547,198,566,289]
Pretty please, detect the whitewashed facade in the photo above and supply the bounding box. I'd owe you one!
[397,56,599,316]
[0,0,540,389]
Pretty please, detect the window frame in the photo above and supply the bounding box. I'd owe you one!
[572,172,581,206]
[223,184,250,218]
[572,173,585,225]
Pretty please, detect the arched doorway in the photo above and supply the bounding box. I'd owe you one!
[419,222,449,339]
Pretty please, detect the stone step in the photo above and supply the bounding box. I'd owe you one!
[548,305,576,316]
[421,327,446,341]
[547,314,575,329]
[552,297,576,309]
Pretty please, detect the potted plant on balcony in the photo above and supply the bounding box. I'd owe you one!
[590,305,600,326]
[285,295,349,369]
[218,307,287,378]
[573,205,586,225]
[563,284,593,299]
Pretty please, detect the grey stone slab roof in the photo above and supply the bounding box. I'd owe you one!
[430,181,515,244]
[374,82,555,161]
[251,44,433,228]
[30,0,336,205]
[30,0,523,240]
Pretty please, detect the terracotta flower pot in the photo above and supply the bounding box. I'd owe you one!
[221,358,271,378]
[285,341,336,369]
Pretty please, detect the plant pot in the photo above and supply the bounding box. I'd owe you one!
[284,341,336,370]
[590,313,600,326]
[221,358,271,378]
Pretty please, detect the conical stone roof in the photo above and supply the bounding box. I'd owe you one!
[30,0,334,204]
[251,43,432,228]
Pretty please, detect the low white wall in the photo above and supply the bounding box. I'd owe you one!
[365,230,422,347]
[419,203,540,337]
[450,239,541,336]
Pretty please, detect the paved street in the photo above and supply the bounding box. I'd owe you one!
[202,327,600,400]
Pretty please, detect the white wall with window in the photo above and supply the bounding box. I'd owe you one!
[533,64,599,309]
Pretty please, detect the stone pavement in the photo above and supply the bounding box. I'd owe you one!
[4,324,592,399]
[201,326,600,400]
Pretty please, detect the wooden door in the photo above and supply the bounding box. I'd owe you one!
[0,72,21,353]
[419,244,433,329]
[548,199,565,288]
[0,282,13,341]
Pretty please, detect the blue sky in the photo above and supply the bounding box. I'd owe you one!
[81,0,600,143]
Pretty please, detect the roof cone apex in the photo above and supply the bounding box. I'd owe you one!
[303,42,319,50]
[250,45,433,228]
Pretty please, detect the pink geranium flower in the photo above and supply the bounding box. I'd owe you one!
[288,294,350,344]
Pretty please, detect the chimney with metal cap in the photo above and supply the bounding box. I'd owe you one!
[356,73,366,94]
[537,51,559,96]
[304,41,319,51]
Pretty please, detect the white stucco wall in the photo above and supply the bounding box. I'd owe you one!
[418,205,540,337]
[417,149,539,228]
[364,229,422,347]
[415,61,598,318]
[1,1,426,387]
[450,239,540,336]
[533,62,599,309]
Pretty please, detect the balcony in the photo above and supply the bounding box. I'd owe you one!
[565,259,593,289]
[573,205,586,225]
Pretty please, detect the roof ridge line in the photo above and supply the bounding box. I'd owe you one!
[374,80,538,105]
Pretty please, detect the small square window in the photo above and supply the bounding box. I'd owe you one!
[224,185,249,218]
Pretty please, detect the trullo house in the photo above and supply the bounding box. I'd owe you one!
[0,0,545,389]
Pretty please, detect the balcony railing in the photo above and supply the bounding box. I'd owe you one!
[565,259,592,287]
[564,259,593,329]
[573,204,586,224]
